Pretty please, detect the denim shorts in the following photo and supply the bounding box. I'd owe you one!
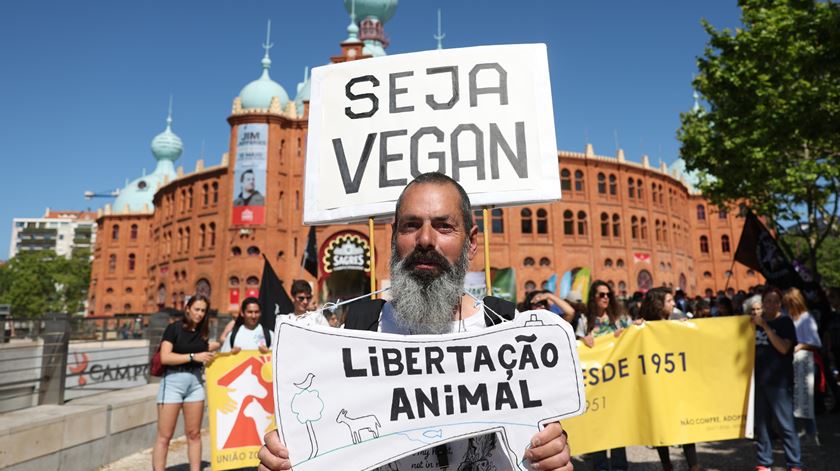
[157,370,205,404]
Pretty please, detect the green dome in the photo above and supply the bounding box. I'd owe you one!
[151,121,183,162]
[344,0,398,22]
[294,68,311,117]
[240,56,289,110]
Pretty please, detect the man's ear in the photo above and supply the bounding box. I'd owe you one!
[467,224,479,261]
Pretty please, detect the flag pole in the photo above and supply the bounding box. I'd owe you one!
[369,216,377,299]
[483,207,492,296]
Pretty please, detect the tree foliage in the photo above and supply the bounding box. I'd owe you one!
[678,0,840,276]
[0,250,92,317]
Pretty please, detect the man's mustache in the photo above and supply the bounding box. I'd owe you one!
[402,248,452,273]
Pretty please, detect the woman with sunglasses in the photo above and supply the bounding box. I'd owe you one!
[580,280,631,471]
[639,287,700,471]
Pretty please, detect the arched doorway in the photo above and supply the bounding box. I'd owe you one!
[636,269,653,292]
[195,278,211,299]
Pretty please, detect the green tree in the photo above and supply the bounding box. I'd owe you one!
[0,250,91,318]
[678,0,840,278]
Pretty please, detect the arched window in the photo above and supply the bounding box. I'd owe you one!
[655,220,661,242]
[539,257,551,266]
[195,278,211,299]
[597,173,607,194]
[157,284,167,307]
[177,228,184,252]
[605,258,613,268]
[104,304,112,313]
[563,210,574,235]
[637,179,643,200]
[524,280,536,292]
[523,257,535,266]
[609,174,617,195]
[199,224,206,249]
[112,224,119,241]
[520,208,533,234]
[229,276,240,287]
[247,246,261,256]
[123,303,132,313]
[700,235,709,253]
[202,184,209,206]
[628,178,635,199]
[185,227,190,251]
[209,223,216,247]
[536,209,548,234]
[600,212,610,237]
[721,235,731,253]
[231,246,242,256]
[128,253,136,272]
[658,184,664,204]
[631,216,639,239]
[108,254,116,273]
[491,208,504,233]
[130,224,138,240]
[724,270,733,278]
[187,188,193,209]
[697,204,706,220]
[616,258,625,268]
[560,169,571,191]
[607,280,615,290]
[472,209,485,233]
[574,170,585,192]
[618,281,627,294]
[651,183,658,205]
[106,287,114,294]
[577,211,588,236]
[703,271,712,279]
[612,214,621,238]
[640,217,648,240]
[126,287,133,294]
[246,276,260,286]
[212,182,219,204]
[719,208,728,219]
[662,224,668,246]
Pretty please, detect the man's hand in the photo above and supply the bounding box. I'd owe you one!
[582,334,595,348]
[230,347,242,355]
[523,422,572,470]
[259,345,271,354]
[258,430,292,471]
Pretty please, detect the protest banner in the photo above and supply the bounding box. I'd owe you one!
[562,316,755,455]
[303,44,560,225]
[273,310,585,470]
[231,123,268,225]
[207,351,275,470]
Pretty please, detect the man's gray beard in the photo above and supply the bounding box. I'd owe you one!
[389,245,470,335]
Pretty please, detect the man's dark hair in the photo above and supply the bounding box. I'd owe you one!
[393,172,473,233]
[240,169,254,182]
[291,279,312,296]
[240,296,260,314]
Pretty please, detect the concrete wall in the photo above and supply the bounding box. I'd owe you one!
[0,383,200,471]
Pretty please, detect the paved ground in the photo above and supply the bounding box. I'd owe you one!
[102,412,838,470]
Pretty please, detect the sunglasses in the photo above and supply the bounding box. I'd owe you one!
[296,295,313,302]
[595,292,611,299]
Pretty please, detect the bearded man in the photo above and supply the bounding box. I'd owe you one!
[258,172,572,471]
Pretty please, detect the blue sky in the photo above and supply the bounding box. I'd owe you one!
[0,1,742,259]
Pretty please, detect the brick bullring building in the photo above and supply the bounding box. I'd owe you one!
[87,2,758,317]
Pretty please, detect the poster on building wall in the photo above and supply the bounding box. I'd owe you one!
[232,123,268,226]
[303,44,561,225]
[207,351,275,470]
[563,317,754,454]
[273,310,584,470]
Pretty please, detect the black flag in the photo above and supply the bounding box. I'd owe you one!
[301,226,318,277]
[733,211,801,288]
[258,255,294,332]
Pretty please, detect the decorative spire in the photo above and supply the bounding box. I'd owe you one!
[166,95,173,130]
[261,19,274,73]
[346,0,359,42]
[434,8,445,50]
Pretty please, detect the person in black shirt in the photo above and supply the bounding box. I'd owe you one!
[153,294,219,471]
[751,287,802,471]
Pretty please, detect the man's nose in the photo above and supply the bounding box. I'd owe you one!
[416,222,435,248]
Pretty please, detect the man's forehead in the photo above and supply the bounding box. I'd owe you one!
[397,182,463,218]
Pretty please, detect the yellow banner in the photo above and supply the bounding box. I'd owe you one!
[563,317,754,455]
[206,351,276,471]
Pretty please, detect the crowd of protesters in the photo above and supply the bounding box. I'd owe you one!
[520,280,840,471]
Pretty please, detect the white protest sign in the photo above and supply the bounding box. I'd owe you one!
[273,310,585,470]
[303,44,560,225]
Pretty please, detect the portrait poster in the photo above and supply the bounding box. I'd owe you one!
[207,351,276,470]
[303,43,561,225]
[232,123,268,225]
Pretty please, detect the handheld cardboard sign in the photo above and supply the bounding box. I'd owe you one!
[273,310,585,470]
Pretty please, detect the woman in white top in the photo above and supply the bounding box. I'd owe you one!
[782,287,822,445]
